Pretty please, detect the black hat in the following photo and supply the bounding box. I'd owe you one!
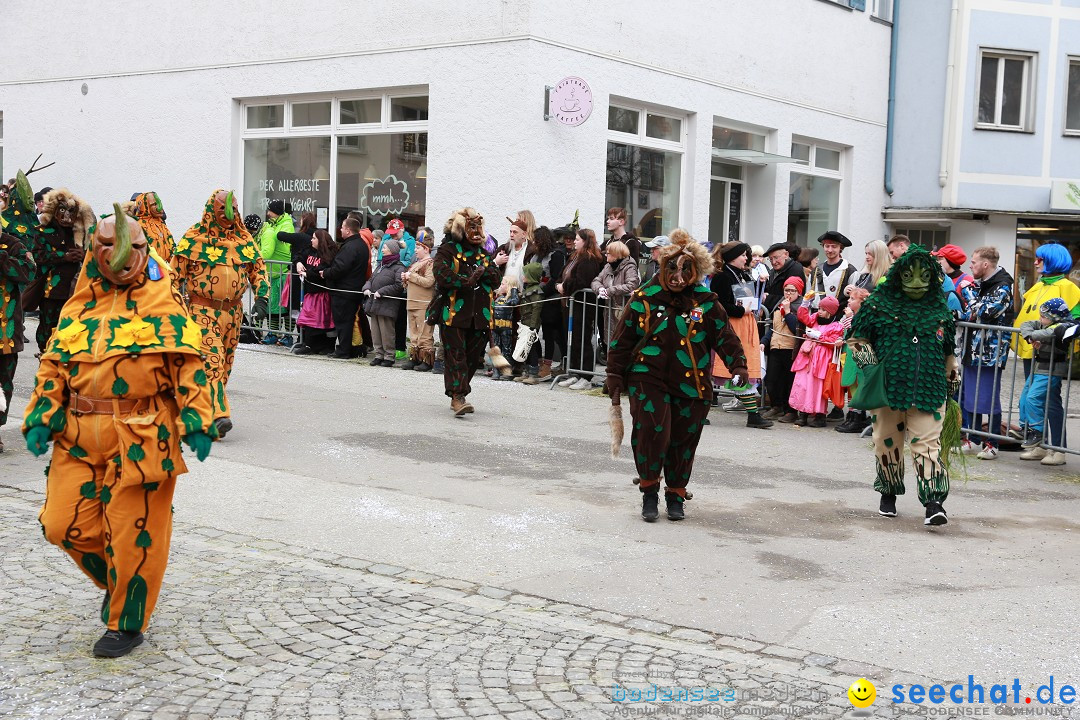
[765,242,798,257]
[720,242,752,263]
[267,200,285,216]
[553,225,575,239]
[244,214,264,234]
[817,230,851,248]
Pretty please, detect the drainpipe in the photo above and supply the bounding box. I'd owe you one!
[884,0,900,195]
[939,0,961,189]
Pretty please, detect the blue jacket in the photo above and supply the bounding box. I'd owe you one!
[377,231,416,267]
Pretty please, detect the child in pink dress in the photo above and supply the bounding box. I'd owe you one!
[789,295,844,427]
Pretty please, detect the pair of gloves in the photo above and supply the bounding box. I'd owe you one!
[251,297,269,326]
[26,427,213,462]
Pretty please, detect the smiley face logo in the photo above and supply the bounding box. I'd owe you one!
[848,678,876,708]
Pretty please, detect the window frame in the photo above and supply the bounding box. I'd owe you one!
[975,48,1037,133]
[891,226,950,250]
[238,89,429,229]
[871,0,892,22]
[1064,56,1080,136]
[788,137,846,247]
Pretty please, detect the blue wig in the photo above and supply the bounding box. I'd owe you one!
[1036,243,1074,275]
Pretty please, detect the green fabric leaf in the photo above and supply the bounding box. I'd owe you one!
[118,574,148,632]
[639,346,661,356]
[157,424,171,441]
[630,300,646,312]
[69,445,88,459]
[676,350,692,367]
[679,382,699,396]
[127,443,146,462]
[642,285,661,296]
[135,530,152,548]
[675,316,688,335]
[99,486,112,504]
[629,363,649,373]
[80,481,97,500]
[81,553,108,585]
[112,377,129,396]
[194,369,207,386]
[161,458,174,473]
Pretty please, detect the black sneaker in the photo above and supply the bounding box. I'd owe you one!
[214,417,233,439]
[666,495,685,521]
[746,414,773,429]
[414,362,432,372]
[878,493,897,518]
[826,407,845,422]
[641,492,659,522]
[399,360,418,371]
[1021,431,1044,449]
[93,629,144,658]
[924,502,948,526]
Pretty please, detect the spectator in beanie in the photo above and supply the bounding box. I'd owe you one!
[256,200,296,343]
[762,242,805,318]
[243,214,263,237]
[1017,297,1076,466]
[363,243,406,367]
[533,226,566,380]
[556,228,604,390]
[789,295,844,428]
[762,276,805,422]
[591,240,640,350]
[318,217,370,359]
[401,230,436,371]
[292,229,338,355]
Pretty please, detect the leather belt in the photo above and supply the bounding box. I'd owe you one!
[69,391,156,416]
[188,293,241,312]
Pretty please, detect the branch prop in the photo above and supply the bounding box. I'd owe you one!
[609,388,623,459]
[25,153,55,176]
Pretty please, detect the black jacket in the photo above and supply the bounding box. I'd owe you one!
[539,248,567,322]
[710,265,753,319]
[320,235,370,293]
[763,259,805,315]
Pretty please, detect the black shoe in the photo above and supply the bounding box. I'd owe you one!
[746,413,773,429]
[214,417,233,439]
[291,344,316,355]
[414,362,432,372]
[93,629,144,658]
[836,414,865,433]
[399,360,418,370]
[641,492,659,522]
[827,407,845,422]
[878,493,897,518]
[924,502,948,526]
[1021,431,1044,449]
[665,495,685,521]
[431,362,444,375]
[101,591,110,623]
[807,413,826,428]
[331,351,354,359]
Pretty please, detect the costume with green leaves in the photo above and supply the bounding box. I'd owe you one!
[849,245,960,509]
[24,205,216,635]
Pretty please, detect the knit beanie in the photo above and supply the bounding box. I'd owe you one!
[783,276,805,294]
[720,242,751,263]
[267,200,285,216]
[1040,297,1071,323]
[819,296,840,315]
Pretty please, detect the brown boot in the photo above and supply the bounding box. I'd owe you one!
[451,395,474,416]
[538,359,552,379]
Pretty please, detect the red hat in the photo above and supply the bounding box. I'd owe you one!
[819,296,840,315]
[783,276,805,294]
[386,219,404,235]
[932,244,967,267]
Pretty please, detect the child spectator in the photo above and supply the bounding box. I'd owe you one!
[762,276,804,423]
[1017,298,1076,466]
[789,295,844,427]
[835,286,871,433]
[401,231,436,371]
[293,230,338,355]
[490,282,519,379]
[515,262,545,385]
[362,246,405,366]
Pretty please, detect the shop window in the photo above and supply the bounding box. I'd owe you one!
[391,96,429,122]
[242,137,331,221]
[340,98,381,126]
[788,139,844,247]
[292,101,331,127]
[977,50,1035,131]
[247,104,284,130]
[871,0,892,21]
[335,132,427,231]
[712,126,765,152]
[605,100,685,238]
[711,161,743,180]
[1066,58,1080,135]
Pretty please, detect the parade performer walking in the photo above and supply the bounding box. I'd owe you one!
[128,192,175,266]
[605,229,748,522]
[429,208,500,416]
[172,190,268,438]
[848,245,959,526]
[33,189,94,353]
[0,231,36,453]
[23,205,215,658]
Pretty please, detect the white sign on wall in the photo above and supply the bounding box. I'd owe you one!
[1050,181,1080,212]
[546,76,593,127]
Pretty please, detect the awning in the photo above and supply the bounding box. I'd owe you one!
[712,149,807,166]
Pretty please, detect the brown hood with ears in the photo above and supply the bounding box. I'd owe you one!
[660,227,716,278]
[38,188,96,248]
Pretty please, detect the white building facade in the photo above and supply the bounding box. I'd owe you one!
[1,0,891,259]
[889,0,1080,299]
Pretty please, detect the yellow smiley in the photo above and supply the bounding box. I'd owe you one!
[848,678,876,708]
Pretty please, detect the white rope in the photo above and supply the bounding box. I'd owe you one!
[298,277,586,308]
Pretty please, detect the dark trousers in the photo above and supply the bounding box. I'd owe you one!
[331,296,363,355]
[568,292,598,377]
[441,325,487,398]
[0,353,17,426]
[38,298,65,353]
[628,381,711,498]
[764,348,796,412]
[357,311,373,348]
[394,306,407,352]
[541,317,565,362]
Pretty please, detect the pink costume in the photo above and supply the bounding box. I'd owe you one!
[788,305,843,414]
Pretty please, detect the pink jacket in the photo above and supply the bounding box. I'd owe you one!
[790,306,843,379]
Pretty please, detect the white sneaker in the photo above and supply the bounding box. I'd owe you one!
[557,377,577,388]
[569,378,592,390]
[722,398,741,412]
[1041,451,1067,466]
[976,445,998,460]
[960,440,980,456]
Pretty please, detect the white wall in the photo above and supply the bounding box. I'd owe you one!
[0,0,892,259]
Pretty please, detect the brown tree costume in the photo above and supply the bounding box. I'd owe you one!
[605,230,748,522]
[429,209,501,416]
[33,189,94,353]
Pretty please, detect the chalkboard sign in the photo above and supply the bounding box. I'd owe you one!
[728,183,742,242]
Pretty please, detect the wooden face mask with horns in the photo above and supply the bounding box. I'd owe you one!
[212,190,239,229]
[94,203,149,285]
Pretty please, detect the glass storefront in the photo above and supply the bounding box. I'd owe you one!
[241,93,427,236]
[605,141,681,238]
[1015,219,1080,300]
[787,173,839,246]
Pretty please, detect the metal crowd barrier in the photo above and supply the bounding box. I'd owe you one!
[956,320,1077,456]
[550,288,625,388]
[240,259,301,344]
